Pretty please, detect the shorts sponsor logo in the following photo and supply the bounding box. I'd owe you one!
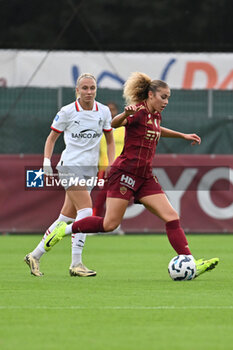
[120,174,135,189]
[120,186,127,195]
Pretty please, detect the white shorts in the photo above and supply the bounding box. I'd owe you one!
[56,164,98,191]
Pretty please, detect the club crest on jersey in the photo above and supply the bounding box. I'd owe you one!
[120,174,135,189]
[98,118,103,126]
[120,186,127,195]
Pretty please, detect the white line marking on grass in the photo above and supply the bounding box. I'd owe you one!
[1,306,233,310]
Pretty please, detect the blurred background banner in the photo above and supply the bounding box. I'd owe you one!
[0,154,232,233]
[0,50,233,89]
[0,0,233,234]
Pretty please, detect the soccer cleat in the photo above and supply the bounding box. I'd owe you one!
[195,257,219,278]
[24,253,43,277]
[44,221,67,252]
[69,263,97,277]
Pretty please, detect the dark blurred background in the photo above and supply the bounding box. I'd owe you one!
[1,0,232,52]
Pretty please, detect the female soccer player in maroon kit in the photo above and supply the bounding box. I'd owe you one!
[45,72,219,277]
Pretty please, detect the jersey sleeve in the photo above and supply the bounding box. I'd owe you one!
[103,107,112,131]
[126,110,143,126]
[126,114,135,126]
[51,107,67,133]
[126,104,145,126]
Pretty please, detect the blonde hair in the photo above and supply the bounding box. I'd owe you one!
[123,72,169,104]
[75,73,97,98]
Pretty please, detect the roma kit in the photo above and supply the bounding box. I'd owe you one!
[107,102,164,202]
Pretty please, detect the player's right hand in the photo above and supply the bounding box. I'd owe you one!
[43,158,53,176]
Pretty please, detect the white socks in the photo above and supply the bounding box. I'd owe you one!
[71,208,93,267]
[31,214,75,260]
[31,208,93,268]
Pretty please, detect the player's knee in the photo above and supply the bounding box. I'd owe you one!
[163,211,179,223]
[171,213,180,221]
[103,219,120,232]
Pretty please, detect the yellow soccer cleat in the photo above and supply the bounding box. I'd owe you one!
[44,221,67,252]
[195,257,219,278]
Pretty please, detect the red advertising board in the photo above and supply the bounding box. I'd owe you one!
[0,154,232,233]
[123,155,233,233]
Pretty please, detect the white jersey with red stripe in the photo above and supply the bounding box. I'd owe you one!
[51,99,112,168]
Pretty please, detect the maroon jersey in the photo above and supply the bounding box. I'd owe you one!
[112,102,161,178]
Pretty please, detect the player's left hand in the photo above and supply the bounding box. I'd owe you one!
[184,134,201,146]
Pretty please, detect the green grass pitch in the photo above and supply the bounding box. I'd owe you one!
[1,234,233,350]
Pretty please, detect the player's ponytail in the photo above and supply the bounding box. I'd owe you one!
[123,72,169,104]
[123,72,151,104]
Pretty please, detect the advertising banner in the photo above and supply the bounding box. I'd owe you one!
[124,155,233,233]
[0,154,232,233]
[0,50,232,89]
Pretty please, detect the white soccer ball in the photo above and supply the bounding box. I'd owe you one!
[168,255,196,281]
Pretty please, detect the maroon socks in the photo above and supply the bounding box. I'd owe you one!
[72,216,104,233]
[72,216,191,256]
[166,219,191,255]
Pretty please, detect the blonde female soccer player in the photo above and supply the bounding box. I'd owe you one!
[24,73,115,277]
